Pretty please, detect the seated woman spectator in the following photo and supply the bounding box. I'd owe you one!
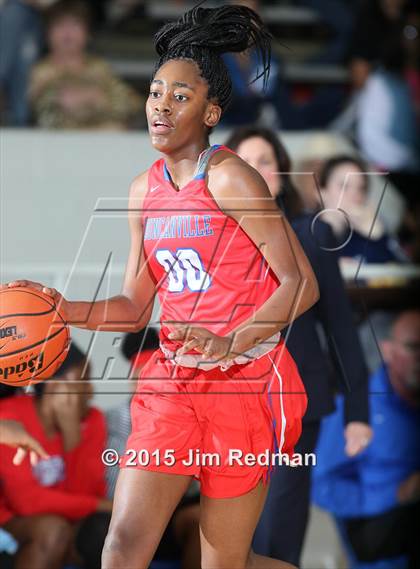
[106,326,201,569]
[29,0,142,129]
[0,342,111,569]
[291,134,407,239]
[318,155,409,266]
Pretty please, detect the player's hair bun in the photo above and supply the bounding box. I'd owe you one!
[155,5,270,59]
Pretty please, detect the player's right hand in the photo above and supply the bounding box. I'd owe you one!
[0,280,69,322]
[1,279,56,297]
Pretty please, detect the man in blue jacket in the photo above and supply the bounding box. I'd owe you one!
[313,310,420,569]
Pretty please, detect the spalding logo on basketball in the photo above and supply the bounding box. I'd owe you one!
[0,287,70,386]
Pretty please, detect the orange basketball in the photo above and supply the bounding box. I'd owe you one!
[0,287,70,387]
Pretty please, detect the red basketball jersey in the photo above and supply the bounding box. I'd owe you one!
[142,145,280,350]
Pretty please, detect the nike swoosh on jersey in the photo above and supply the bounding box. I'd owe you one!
[150,185,160,192]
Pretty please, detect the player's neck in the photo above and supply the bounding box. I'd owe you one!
[163,141,210,189]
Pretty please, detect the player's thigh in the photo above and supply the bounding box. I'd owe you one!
[199,478,270,568]
[106,467,194,550]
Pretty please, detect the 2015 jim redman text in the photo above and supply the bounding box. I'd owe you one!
[102,448,317,468]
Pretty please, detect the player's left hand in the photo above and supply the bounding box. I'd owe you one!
[344,422,373,456]
[168,324,236,364]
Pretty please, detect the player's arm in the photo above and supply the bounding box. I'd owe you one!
[2,173,156,332]
[212,155,319,354]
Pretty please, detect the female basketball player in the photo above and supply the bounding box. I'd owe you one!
[3,5,319,568]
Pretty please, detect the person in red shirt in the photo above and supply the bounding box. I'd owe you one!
[0,343,111,569]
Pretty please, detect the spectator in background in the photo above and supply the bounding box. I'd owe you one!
[355,36,419,175]
[0,0,45,125]
[226,127,372,567]
[0,342,111,569]
[29,0,142,129]
[318,155,410,266]
[318,154,412,376]
[333,2,420,177]
[0,411,50,568]
[290,133,407,238]
[313,309,420,569]
[348,0,410,91]
[106,326,201,569]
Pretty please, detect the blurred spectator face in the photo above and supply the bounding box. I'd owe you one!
[385,311,420,393]
[43,359,93,419]
[236,136,281,197]
[48,16,88,57]
[322,161,368,211]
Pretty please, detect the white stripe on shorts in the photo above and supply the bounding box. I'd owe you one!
[268,355,286,453]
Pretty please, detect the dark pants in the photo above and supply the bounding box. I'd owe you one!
[76,512,111,569]
[337,501,420,569]
[252,420,321,567]
[0,553,14,569]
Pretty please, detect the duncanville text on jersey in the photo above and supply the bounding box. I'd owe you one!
[144,214,214,241]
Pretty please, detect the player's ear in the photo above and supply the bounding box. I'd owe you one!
[204,101,221,129]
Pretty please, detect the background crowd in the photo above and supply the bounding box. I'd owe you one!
[1,1,419,568]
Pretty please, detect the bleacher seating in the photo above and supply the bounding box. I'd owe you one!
[90,0,350,97]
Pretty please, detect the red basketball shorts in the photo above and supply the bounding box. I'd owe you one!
[121,337,307,499]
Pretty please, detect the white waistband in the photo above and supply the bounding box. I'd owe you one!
[159,331,281,372]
